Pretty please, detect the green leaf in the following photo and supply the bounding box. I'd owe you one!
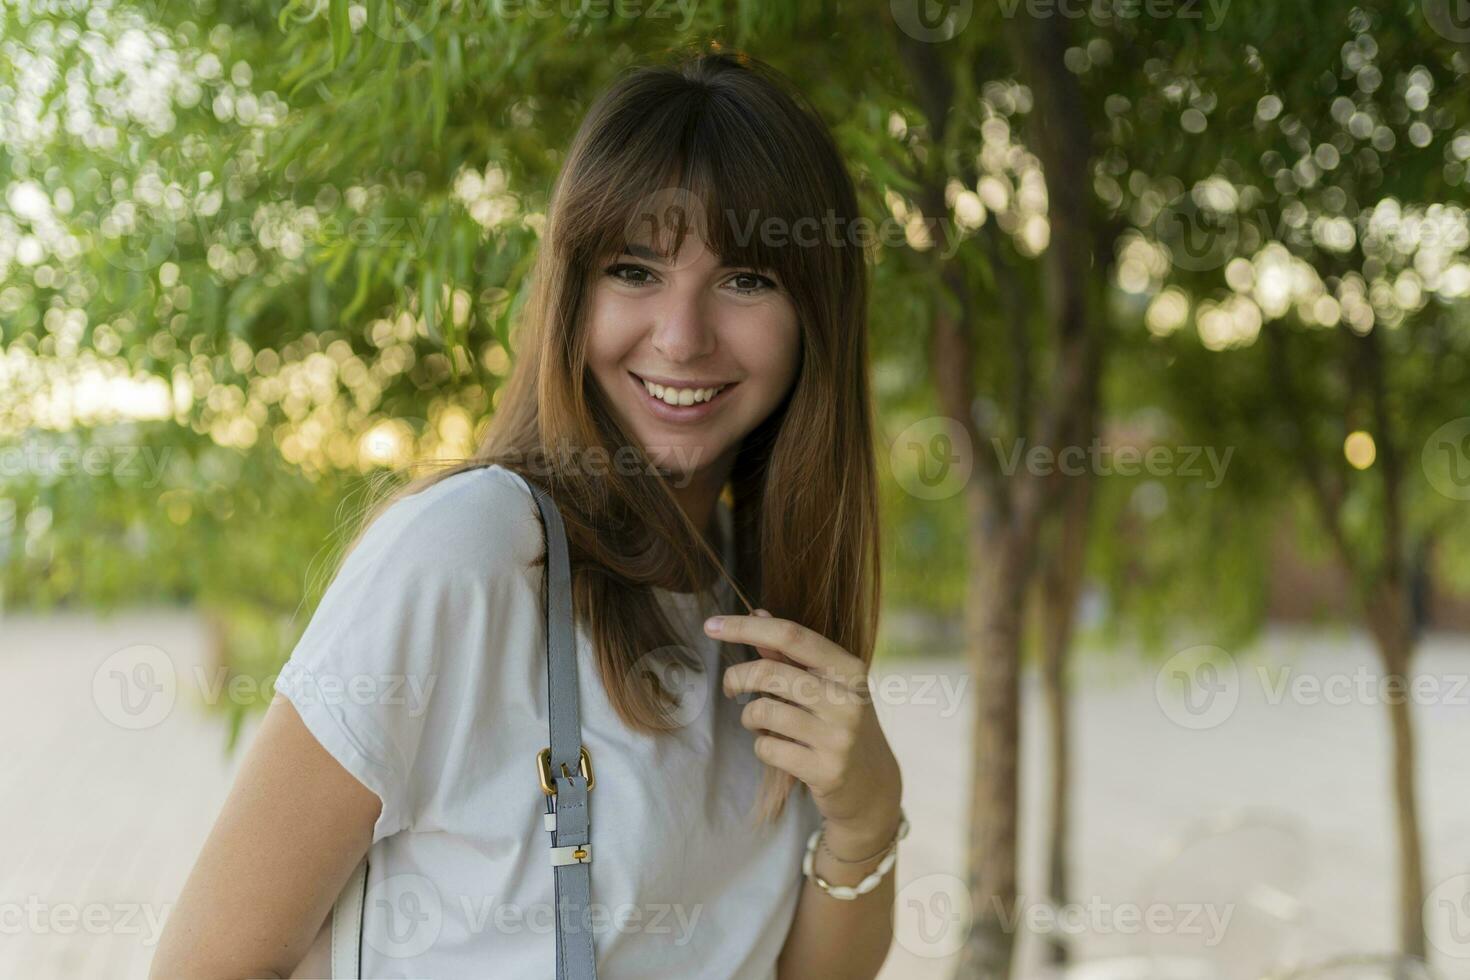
[421,268,439,345]
[322,240,353,283]
[285,56,337,101]
[341,251,376,325]
[330,0,351,69]
[432,47,446,147]
[277,0,307,32]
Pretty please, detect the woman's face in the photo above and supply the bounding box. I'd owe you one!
[585,234,800,482]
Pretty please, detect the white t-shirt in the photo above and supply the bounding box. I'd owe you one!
[273,463,820,979]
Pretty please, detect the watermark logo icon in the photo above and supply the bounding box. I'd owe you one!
[1155,645,1239,730]
[891,0,974,42]
[1424,0,1470,43]
[895,872,972,958]
[632,645,710,727]
[366,873,443,959]
[1154,196,1240,272]
[93,644,177,730]
[624,188,709,272]
[890,417,973,500]
[366,0,439,44]
[99,202,178,273]
[1423,417,1470,501]
[1425,872,1470,958]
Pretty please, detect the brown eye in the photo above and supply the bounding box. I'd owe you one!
[726,272,777,295]
[605,263,657,286]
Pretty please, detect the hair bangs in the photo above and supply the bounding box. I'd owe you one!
[560,94,832,296]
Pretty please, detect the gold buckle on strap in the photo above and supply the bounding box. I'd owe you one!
[537,746,594,795]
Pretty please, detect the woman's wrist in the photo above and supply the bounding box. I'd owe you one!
[803,806,908,896]
[820,801,904,862]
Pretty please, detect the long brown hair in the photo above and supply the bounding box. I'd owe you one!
[340,49,879,825]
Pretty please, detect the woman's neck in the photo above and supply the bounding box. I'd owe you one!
[666,453,733,544]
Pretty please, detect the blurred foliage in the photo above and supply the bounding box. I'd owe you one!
[0,0,978,706]
[1081,2,1470,655]
[2,0,1469,724]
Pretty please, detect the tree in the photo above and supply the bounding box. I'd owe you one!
[888,5,1114,972]
[1099,2,1470,963]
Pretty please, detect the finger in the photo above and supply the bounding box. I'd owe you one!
[705,614,864,688]
[751,608,797,667]
[740,695,824,747]
[724,659,861,717]
[724,659,826,708]
[752,734,821,785]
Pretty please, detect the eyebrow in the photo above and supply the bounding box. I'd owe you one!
[621,243,664,262]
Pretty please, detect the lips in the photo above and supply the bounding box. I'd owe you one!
[627,371,737,423]
[637,377,727,406]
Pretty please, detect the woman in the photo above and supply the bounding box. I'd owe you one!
[152,50,904,979]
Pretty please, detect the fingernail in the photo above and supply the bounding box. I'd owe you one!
[754,608,772,618]
[704,616,724,634]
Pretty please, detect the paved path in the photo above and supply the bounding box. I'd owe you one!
[877,629,1470,980]
[2,610,1469,978]
[0,608,259,978]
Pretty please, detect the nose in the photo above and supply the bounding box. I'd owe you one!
[649,290,717,363]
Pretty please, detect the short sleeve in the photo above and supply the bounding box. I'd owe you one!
[272,466,539,842]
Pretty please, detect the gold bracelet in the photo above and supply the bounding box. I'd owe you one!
[820,814,903,863]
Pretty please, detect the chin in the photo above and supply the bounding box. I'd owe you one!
[641,438,719,479]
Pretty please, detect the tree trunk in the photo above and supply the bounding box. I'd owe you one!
[1037,469,1092,966]
[895,15,1101,979]
[953,12,1096,972]
[958,505,1029,980]
[1365,585,1427,965]
[1386,679,1426,965]
[1274,317,1429,966]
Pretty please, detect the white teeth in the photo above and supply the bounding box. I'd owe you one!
[640,378,727,406]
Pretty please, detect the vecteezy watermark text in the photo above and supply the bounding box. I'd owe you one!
[726,668,971,719]
[995,0,1230,30]
[0,443,172,487]
[0,897,169,947]
[991,895,1235,945]
[91,644,439,730]
[993,437,1234,488]
[460,896,702,943]
[1156,646,1470,730]
[362,873,705,959]
[491,443,707,488]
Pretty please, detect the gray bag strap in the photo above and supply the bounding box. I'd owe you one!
[328,477,597,978]
[530,482,599,980]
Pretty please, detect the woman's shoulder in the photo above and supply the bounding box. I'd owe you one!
[278,463,549,841]
[347,463,546,586]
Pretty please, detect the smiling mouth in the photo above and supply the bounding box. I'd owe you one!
[627,371,738,419]
[630,372,737,405]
